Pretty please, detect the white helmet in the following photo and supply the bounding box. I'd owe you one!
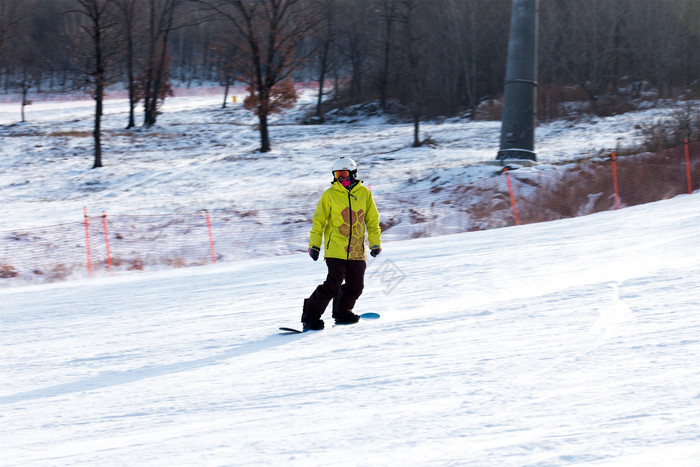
[331,156,357,173]
[331,157,358,186]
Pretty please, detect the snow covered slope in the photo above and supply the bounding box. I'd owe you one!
[2,192,699,466]
[0,92,689,232]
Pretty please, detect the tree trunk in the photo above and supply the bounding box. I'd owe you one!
[143,0,177,127]
[93,83,103,168]
[259,113,270,153]
[93,43,104,168]
[412,108,420,147]
[92,3,105,168]
[21,87,28,122]
[379,0,397,110]
[143,0,157,127]
[147,37,169,126]
[125,34,136,129]
[115,0,138,129]
[222,83,229,108]
[315,49,327,119]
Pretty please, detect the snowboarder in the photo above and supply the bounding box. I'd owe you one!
[301,157,382,330]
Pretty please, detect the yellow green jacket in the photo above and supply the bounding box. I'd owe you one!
[309,181,381,261]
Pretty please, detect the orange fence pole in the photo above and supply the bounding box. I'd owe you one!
[83,207,92,277]
[205,210,216,264]
[684,138,692,194]
[102,212,113,276]
[504,167,521,226]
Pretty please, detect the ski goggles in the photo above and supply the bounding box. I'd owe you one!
[334,170,351,179]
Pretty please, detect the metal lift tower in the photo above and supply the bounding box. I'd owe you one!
[497,0,539,163]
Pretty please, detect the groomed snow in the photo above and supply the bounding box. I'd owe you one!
[1,90,699,465]
[2,192,700,466]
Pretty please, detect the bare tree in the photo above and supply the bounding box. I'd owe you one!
[331,0,509,118]
[141,0,187,127]
[3,0,699,126]
[623,0,699,97]
[15,49,43,122]
[67,0,118,168]
[376,0,399,110]
[541,0,628,107]
[113,0,142,128]
[337,0,373,102]
[310,0,339,119]
[1,0,36,120]
[439,0,509,113]
[195,0,318,152]
[0,0,22,56]
[211,32,241,108]
[397,0,429,147]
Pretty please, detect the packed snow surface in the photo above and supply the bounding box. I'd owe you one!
[2,90,700,465]
[2,193,700,465]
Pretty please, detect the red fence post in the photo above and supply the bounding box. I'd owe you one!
[684,138,693,194]
[102,212,113,276]
[83,207,92,277]
[504,167,520,226]
[205,210,216,264]
[611,152,621,210]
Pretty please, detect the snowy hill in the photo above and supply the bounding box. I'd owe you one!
[0,90,688,232]
[2,90,700,465]
[2,91,696,286]
[2,192,700,466]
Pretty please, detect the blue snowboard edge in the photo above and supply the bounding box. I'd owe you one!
[360,312,380,319]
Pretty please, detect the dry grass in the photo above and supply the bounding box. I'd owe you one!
[523,162,616,223]
[30,264,74,282]
[48,130,92,138]
[514,146,699,225]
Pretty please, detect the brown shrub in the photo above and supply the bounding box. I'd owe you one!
[635,104,700,154]
[473,98,503,121]
[0,263,19,279]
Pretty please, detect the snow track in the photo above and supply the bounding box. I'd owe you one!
[2,194,700,465]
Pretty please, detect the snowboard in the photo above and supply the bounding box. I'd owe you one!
[279,312,380,334]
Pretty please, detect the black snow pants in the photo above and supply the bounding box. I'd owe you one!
[303,258,366,320]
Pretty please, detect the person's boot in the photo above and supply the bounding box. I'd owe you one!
[334,310,360,325]
[332,297,360,325]
[301,299,325,331]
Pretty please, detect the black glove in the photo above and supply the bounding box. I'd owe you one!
[309,246,320,261]
[370,246,382,257]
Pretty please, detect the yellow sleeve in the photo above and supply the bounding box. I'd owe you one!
[309,191,328,249]
[365,191,381,248]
